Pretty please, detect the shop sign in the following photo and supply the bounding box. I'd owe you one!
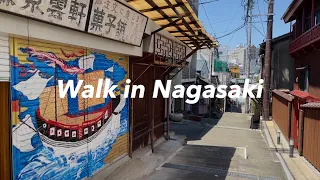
[0,0,90,31]
[88,0,148,46]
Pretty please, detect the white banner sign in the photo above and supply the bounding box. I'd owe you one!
[88,0,148,46]
[0,0,90,31]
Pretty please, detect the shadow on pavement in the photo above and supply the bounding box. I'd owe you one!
[225,104,242,113]
[151,145,237,180]
[169,113,223,141]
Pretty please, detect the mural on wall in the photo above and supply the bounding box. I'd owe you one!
[11,38,129,179]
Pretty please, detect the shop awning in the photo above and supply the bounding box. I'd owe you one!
[127,0,218,49]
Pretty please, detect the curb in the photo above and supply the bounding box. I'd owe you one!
[275,153,295,180]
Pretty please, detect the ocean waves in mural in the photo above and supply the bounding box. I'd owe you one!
[11,45,129,180]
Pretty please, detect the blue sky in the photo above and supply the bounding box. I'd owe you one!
[198,0,292,48]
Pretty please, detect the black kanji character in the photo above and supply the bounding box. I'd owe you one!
[95,0,102,5]
[21,0,44,14]
[68,0,87,26]
[47,0,67,20]
[125,10,130,19]
[116,19,127,37]
[49,0,67,10]
[111,2,117,13]
[47,8,65,20]
[0,0,15,6]
[90,7,105,32]
[103,0,110,9]
[105,14,116,34]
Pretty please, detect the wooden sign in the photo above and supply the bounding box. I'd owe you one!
[0,0,90,31]
[88,0,148,46]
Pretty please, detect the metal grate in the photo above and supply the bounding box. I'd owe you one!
[162,163,281,180]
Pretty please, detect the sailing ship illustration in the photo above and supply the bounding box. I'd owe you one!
[35,72,121,148]
[12,46,127,151]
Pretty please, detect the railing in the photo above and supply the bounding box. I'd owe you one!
[272,90,294,140]
[154,34,186,65]
[301,106,320,171]
[290,23,320,53]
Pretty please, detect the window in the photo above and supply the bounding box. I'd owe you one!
[304,7,312,32]
[298,67,309,92]
[315,9,320,25]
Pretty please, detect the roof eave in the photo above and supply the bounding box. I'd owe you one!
[282,0,303,23]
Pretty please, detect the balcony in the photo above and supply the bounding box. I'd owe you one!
[290,23,320,54]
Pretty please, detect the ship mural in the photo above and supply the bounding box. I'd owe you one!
[11,40,129,180]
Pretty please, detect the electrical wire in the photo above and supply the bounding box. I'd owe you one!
[199,0,216,37]
[216,0,249,39]
[257,0,266,35]
[252,23,266,38]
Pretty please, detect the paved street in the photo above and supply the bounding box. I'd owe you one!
[146,112,287,180]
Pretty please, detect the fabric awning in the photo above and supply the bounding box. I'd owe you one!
[127,0,218,49]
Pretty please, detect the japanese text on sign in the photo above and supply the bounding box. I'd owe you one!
[88,0,148,46]
[0,0,90,31]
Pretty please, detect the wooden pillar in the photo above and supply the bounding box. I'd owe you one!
[151,66,155,152]
[0,82,11,180]
[298,109,305,156]
[129,63,134,158]
[166,74,170,140]
[290,21,292,41]
[302,7,306,33]
[312,0,315,27]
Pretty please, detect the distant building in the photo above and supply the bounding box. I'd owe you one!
[217,46,230,62]
[229,45,246,66]
[229,45,259,76]
[229,66,240,79]
[244,45,260,75]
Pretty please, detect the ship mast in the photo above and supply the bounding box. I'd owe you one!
[55,62,57,122]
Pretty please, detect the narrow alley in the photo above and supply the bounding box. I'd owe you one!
[105,112,287,180]
[148,113,286,180]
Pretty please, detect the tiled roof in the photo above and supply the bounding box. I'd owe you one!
[272,89,294,102]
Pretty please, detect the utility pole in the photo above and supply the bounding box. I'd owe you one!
[245,0,253,114]
[263,0,274,121]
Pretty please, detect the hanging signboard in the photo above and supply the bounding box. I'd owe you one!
[0,0,90,31]
[88,0,148,46]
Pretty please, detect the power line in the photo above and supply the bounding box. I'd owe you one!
[199,0,216,37]
[257,0,266,35]
[216,23,247,39]
[252,23,266,38]
[224,5,242,33]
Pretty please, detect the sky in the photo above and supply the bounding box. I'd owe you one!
[197,0,293,49]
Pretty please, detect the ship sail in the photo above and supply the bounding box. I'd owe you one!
[12,114,37,152]
[13,70,53,100]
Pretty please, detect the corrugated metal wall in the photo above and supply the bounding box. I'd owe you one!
[0,33,9,81]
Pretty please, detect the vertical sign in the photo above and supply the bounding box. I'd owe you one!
[88,0,148,46]
[0,0,90,31]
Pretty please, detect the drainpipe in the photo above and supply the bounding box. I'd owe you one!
[298,109,305,156]
[288,102,292,140]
